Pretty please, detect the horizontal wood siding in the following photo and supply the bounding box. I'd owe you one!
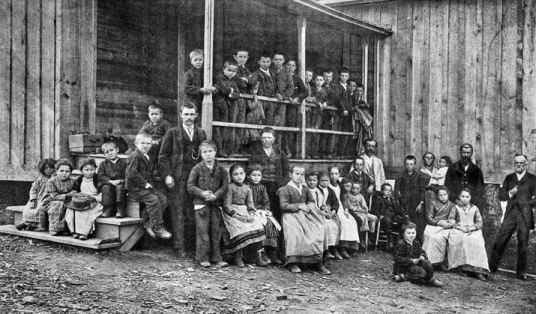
[96,0,179,137]
[340,0,536,183]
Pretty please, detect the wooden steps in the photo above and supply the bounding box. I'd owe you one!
[2,205,145,251]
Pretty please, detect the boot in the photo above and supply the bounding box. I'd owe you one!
[268,249,283,265]
[261,250,272,264]
[235,250,245,268]
[339,248,350,259]
[255,250,268,267]
[101,205,115,218]
[317,263,331,275]
[115,203,127,218]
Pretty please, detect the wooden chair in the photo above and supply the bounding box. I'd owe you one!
[375,219,401,251]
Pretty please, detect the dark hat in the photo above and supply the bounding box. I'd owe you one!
[64,195,98,211]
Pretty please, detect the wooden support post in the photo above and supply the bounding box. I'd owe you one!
[0,0,11,165]
[373,36,381,146]
[54,0,62,159]
[298,16,307,160]
[202,0,215,138]
[362,38,369,102]
[177,16,185,121]
[80,0,97,134]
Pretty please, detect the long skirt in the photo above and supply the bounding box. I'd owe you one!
[422,225,451,264]
[324,217,340,247]
[448,229,489,272]
[221,205,266,254]
[282,204,326,265]
[65,205,104,236]
[22,200,47,226]
[47,201,68,233]
[337,210,360,242]
[255,211,281,248]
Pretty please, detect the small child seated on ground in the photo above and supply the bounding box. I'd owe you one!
[187,140,229,268]
[221,164,267,267]
[18,158,56,231]
[65,158,103,240]
[97,142,127,218]
[139,101,170,180]
[393,222,443,287]
[345,182,378,233]
[126,133,172,240]
[247,164,282,265]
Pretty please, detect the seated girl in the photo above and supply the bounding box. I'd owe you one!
[222,164,267,268]
[345,182,378,234]
[447,188,489,281]
[64,157,104,240]
[246,164,282,265]
[422,186,456,269]
[278,165,331,275]
[17,158,56,231]
[46,159,78,236]
[305,171,341,261]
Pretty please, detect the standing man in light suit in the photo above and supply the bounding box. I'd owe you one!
[360,139,386,192]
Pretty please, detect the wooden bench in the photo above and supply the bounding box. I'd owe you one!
[0,203,146,251]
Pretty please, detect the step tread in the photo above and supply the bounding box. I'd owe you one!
[6,206,144,225]
[0,225,122,249]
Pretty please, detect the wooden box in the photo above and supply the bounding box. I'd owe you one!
[69,134,103,153]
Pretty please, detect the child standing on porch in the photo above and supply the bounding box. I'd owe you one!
[213,60,240,157]
[183,49,216,125]
[233,49,257,156]
[139,101,170,179]
[306,74,328,159]
[17,158,56,231]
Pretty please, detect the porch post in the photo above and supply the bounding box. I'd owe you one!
[362,36,369,101]
[202,0,215,138]
[297,16,306,160]
[177,13,185,122]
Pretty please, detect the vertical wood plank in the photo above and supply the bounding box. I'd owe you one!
[523,0,536,168]
[0,0,11,165]
[481,0,502,178]
[410,0,425,157]
[500,0,522,170]
[298,16,306,160]
[54,0,62,158]
[474,0,484,167]
[177,19,185,121]
[26,0,42,165]
[362,41,369,101]
[420,0,431,155]
[42,0,56,158]
[383,1,398,168]
[438,1,451,158]
[80,0,97,134]
[11,0,27,166]
[202,0,215,137]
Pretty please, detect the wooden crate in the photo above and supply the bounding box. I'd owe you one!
[69,134,103,153]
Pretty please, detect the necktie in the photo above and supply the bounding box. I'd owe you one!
[186,127,193,141]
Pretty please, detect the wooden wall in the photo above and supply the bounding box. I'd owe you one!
[0,0,95,181]
[338,0,536,183]
[96,0,179,137]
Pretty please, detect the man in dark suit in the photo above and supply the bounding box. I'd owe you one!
[490,154,536,280]
[159,102,207,257]
[444,143,485,208]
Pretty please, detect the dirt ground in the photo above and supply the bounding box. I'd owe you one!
[1,209,536,314]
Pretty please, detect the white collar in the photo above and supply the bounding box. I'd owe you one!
[287,180,302,195]
[516,171,526,180]
[259,68,271,76]
[109,158,119,164]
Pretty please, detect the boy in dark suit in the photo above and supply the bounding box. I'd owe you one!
[372,183,409,250]
[97,142,127,218]
[254,53,277,126]
[183,49,216,125]
[126,133,171,239]
[213,60,240,157]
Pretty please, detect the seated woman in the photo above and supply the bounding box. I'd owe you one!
[447,188,489,281]
[278,165,330,275]
[221,164,267,268]
[422,186,456,269]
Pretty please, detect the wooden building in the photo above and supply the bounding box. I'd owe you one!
[0,0,391,184]
[319,0,536,184]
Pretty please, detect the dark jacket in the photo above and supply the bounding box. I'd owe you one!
[290,74,308,103]
[444,161,485,207]
[187,160,229,206]
[393,239,427,275]
[335,81,350,112]
[159,125,207,181]
[234,65,257,94]
[344,171,375,193]
[247,142,290,187]
[97,159,127,183]
[372,194,404,218]
[498,171,536,230]
[139,119,171,144]
[125,149,154,192]
[394,171,430,212]
[183,67,204,107]
[272,66,294,99]
[319,187,340,213]
[253,69,276,97]
[213,73,239,105]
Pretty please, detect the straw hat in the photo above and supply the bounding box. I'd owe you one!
[64,195,98,211]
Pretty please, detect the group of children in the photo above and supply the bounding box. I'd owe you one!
[183,48,372,159]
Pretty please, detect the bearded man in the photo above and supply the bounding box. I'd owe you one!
[444,143,485,208]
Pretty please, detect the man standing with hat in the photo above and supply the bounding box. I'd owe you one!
[489,154,536,280]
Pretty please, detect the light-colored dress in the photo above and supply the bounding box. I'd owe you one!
[278,182,326,265]
[22,174,52,226]
[221,183,266,254]
[448,204,489,273]
[65,177,104,236]
[422,200,456,264]
[436,167,448,186]
[330,183,360,247]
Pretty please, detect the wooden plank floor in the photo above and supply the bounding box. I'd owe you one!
[0,225,121,249]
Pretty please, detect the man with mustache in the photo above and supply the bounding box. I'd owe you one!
[159,102,207,257]
[490,154,536,280]
[360,139,385,192]
[444,143,485,209]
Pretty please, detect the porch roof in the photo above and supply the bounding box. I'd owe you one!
[258,0,392,36]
